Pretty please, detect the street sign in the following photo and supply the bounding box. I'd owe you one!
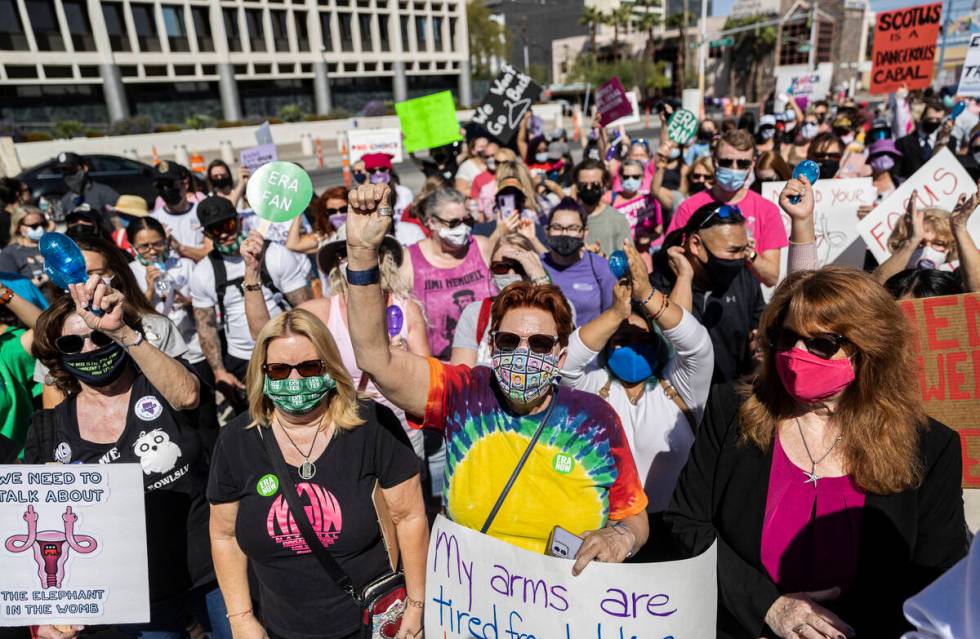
[710,37,734,47]
[797,43,813,53]
[666,108,699,145]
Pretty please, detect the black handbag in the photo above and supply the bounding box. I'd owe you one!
[260,426,407,639]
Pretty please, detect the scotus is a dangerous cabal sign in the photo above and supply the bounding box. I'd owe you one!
[426,516,718,638]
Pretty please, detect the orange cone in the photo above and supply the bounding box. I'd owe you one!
[190,152,205,174]
[150,146,160,166]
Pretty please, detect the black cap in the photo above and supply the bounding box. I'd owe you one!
[54,152,83,171]
[151,160,185,182]
[317,236,402,275]
[65,206,101,227]
[196,196,238,228]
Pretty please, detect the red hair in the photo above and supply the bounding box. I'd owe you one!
[489,282,574,346]
[309,185,348,236]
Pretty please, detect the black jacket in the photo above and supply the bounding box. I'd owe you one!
[663,383,969,639]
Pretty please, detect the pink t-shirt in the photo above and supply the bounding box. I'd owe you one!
[665,189,788,253]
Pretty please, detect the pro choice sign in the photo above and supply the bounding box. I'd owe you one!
[245,161,314,224]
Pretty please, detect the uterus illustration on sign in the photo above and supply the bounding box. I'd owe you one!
[4,505,99,588]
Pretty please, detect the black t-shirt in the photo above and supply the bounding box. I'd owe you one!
[24,371,212,603]
[207,400,419,639]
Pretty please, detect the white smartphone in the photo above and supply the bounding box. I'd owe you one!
[547,526,584,559]
[498,193,516,216]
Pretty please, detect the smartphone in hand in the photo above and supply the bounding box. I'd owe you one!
[548,526,584,559]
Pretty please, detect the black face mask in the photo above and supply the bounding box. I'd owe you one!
[548,235,584,257]
[920,119,942,135]
[210,176,232,190]
[160,186,184,207]
[576,183,603,206]
[818,160,840,180]
[64,169,87,194]
[696,130,713,143]
[662,168,682,191]
[66,223,100,241]
[701,245,745,292]
[689,181,708,195]
[61,341,130,387]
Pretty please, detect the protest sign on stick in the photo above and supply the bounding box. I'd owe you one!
[396,91,463,153]
[606,91,640,128]
[0,464,149,626]
[595,78,633,127]
[870,2,943,94]
[899,294,980,488]
[425,515,718,638]
[239,144,278,172]
[470,64,543,144]
[344,128,403,165]
[666,109,699,145]
[956,34,980,97]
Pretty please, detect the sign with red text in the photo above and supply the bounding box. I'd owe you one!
[857,148,979,263]
[425,515,717,638]
[344,128,403,165]
[956,34,980,97]
[870,2,943,94]
[899,294,980,487]
[595,78,633,128]
[0,465,149,625]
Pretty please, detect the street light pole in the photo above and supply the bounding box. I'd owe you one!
[808,0,818,68]
[697,0,708,115]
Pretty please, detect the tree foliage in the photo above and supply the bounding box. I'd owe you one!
[468,0,509,80]
[723,15,777,100]
[567,54,671,94]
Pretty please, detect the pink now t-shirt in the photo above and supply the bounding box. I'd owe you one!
[665,189,788,253]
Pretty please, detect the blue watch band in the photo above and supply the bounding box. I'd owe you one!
[345,264,380,286]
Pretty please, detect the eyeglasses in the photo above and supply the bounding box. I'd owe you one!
[56,331,114,355]
[689,173,712,183]
[490,259,525,275]
[698,204,743,229]
[325,206,348,216]
[367,168,390,174]
[547,223,584,234]
[715,157,753,170]
[203,218,238,238]
[431,214,475,229]
[491,331,559,354]
[768,328,849,360]
[134,239,166,253]
[262,359,326,380]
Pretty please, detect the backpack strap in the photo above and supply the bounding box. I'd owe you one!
[475,297,494,346]
[259,239,289,313]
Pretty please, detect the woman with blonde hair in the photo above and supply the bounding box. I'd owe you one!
[665,266,968,638]
[0,205,51,283]
[874,189,960,284]
[208,308,428,639]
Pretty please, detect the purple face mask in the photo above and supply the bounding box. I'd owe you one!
[869,155,895,174]
[369,170,391,185]
[329,213,347,228]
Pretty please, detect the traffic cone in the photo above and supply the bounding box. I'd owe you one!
[150,146,160,166]
[190,152,205,174]
[341,142,351,188]
[315,138,325,169]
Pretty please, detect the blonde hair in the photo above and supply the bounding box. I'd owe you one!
[246,308,364,431]
[887,208,957,262]
[326,249,409,298]
[690,155,715,177]
[10,205,44,240]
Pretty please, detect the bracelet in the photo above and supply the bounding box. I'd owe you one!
[345,264,380,286]
[119,329,145,350]
[531,275,551,285]
[0,286,12,305]
[405,596,425,609]
[638,288,657,307]
[225,608,252,619]
[243,281,263,292]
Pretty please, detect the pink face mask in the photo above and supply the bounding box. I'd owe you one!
[775,347,855,403]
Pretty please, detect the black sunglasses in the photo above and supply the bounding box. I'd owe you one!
[56,331,113,354]
[262,359,326,381]
[715,158,753,170]
[768,328,849,360]
[490,259,525,276]
[366,167,389,174]
[204,218,239,238]
[325,205,348,216]
[431,214,475,229]
[491,331,559,354]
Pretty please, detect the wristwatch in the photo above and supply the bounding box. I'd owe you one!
[0,286,13,306]
[747,250,759,263]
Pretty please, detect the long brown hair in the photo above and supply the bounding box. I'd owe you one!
[887,207,958,263]
[739,267,925,494]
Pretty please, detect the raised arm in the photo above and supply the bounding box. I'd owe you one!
[778,176,818,274]
[285,216,319,254]
[664,245,695,313]
[625,241,683,330]
[240,231,273,340]
[345,184,430,417]
[950,185,980,293]
[875,189,924,284]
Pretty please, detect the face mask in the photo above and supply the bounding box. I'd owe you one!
[353,172,367,185]
[621,177,642,193]
[908,245,948,270]
[696,130,713,143]
[759,128,775,141]
[492,348,559,405]
[800,122,818,140]
[920,120,941,135]
[669,147,682,160]
[437,224,471,248]
[700,244,745,292]
[136,248,171,267]
[973,150,980,165]
[689,181,708,195]
[775,348,855,403]
[840,132,855,145]
[818,160,840,180]
[370,171,391,185]
[215,233,245,255]
[210,176,232,190]
[493,273,523,291]
[64,169,87,194]
[485,157,497,173]
[25,226,45,241]
[161,186,184,207]
[577,183,603,206]
[606,343,660,384]
[714,166,748,192]
[61,341,130,388]
[535,153,549,163]
[548,235,584,257]
[263,374,336,414]
[869,155,895,174]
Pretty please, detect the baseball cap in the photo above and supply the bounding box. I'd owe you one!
[547,141,569,161]
[758,114,777,129]
[152,161,185,183]
[196,195,238,229]
[54,152,83,171]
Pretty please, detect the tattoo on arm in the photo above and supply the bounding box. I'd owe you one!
[193,307,224,372]
[284,286,311,308]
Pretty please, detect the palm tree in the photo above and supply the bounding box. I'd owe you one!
[666,7,690,91]
[612,4,634,59]
[579,6,604,55]
[636,0,662,63]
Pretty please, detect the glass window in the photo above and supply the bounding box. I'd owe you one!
[378,14,389,51]
[245,8,266,52]
[101,2,129,51]
[61,0,95,51]
[130,3,161,52]
[0,0,29,50]
[358,13,372,50]
[162,5,189,52]
[414,15,426,50]
[294,11,309,50]
[270,10,289,50]
[223,8,241,52]
[448,17,456,50]
[338,12,353,51]
[24,0,64,50]
[191,7,213,52]
[319,12,333,51]
[399,15,409,50]
[432,15,442,50]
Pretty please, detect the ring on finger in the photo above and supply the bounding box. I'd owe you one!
[791,623,807,636]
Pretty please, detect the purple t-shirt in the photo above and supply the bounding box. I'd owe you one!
[542,252,616,325]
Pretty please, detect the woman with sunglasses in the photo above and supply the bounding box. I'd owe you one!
[664,267,968,639]
[0,206,51,285]
[611,159,663,238]
[26,275,226,639]
[345,182,649,573]
[208,308,427,639]
[650,148,714,221]
[286,186,346,255]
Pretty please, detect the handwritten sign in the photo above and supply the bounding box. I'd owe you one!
[774,65,832,100]
[344,128,403,165]
[870,2,943,94]
[957,34,980,97]
[470,64,543,144]
[666,109,699,145]
[396,91,463,153]
[425,515,718,638]
[595,78,633,128]
[899,294,980,487]
[245,161,314,224]
[857,148,978,263]
[239,144,278,172]
[0,464,149,626]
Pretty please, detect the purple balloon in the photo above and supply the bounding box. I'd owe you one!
[386,305,404,338]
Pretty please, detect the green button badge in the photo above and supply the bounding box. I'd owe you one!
[245,161,314,224]
[257,474,280,496]
[552,453,575,474]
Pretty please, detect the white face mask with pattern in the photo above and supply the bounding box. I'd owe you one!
[438,224,471,248]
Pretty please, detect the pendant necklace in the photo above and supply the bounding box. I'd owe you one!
[795,417,842,487]
[277,418,320,480]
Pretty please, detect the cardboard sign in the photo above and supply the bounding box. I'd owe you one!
[595,78,633,128]
[870,2,943,94]
[857,148,978,263]
[245,161,314,224]
[956,34,980,97]
[344,128,403,165]
[425,515,718,638]
[396,91,463,153]
[774,65,832,99]
[470,64,544,144]
[667,109,699,145]
[899,294,980,487]
[0,464,149,625]
[761,178,877,270]
[606,91,640,128]
[239,144,278,172]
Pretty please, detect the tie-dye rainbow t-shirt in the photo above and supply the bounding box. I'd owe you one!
[421,358,648,553]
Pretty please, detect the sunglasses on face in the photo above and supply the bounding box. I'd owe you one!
[768,328,849,360]
[621,173,643,180]
[431,214,475,229]
[203,218,238,238]
[698,204,743,229]
[812,152,842,162]
[325,206,348,216]
[56,331,113,354]
[715,157,754,170]
[22,222,44,230]
[491,331,559,354]
[689,173,711,183]
[490,259,525,275]
[135,239,167,253]
[262,359,326,381]
[367,168,389,174]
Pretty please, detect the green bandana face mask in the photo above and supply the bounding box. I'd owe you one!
[215,234,246,255]
[263,374,337,414]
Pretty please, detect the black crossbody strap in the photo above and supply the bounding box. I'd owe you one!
[258,427,355,596]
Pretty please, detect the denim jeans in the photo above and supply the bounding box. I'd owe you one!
[117,585,229,639]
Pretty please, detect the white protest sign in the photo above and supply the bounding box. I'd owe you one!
[857,148,979,262]
[240,144,278,172]
[606,91,641,129]
[956,34,980,97]
[0,465,149,626]
[425,515,718,638]
[343,128,404,165]
[774,64,833,100]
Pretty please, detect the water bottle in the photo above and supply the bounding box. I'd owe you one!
[153,262,173,298]
[40,233,88,291]
[609,250,629,280]
[789,160,820,205]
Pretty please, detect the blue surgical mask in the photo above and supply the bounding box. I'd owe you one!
[621,177,642,193]
[714,166,748,192]
[26,226,46,241]
[669,148,681,160]
[606,343,660,384]
[535,152,549,163]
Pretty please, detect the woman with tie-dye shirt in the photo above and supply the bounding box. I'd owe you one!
[344,182,649,574]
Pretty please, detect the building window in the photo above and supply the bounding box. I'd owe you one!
[202,64,216,74]
[223,8,241,52]
[378,14,389,51]
[162,5,189,52]
[319,12,333,51]
[174,64,194,75]
[102,2,129,51]
[120,64,137,77]
[414,15,426,50]
[24,0,64,50]
[245,9,266,52]
[0,0,29,50]
[6,64,38,78]
[144,64,167,76]
[400,15,409,50]
[44,65,73,78]
[294,11,309,50]
[191,7,213,52]
[448,17,455,50]
[358,13,373,50]
[432,15,442,50]
[130,3,161,52]
[79,65,99,77]
[254,63,272,73]
[61,0,95,51]
[270,10,289,50]
[338,12,353,51]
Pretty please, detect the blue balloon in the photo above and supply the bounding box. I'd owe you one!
[41,233,88,291]
[789,160,820,204]
[609,250,629,280]
[952,101,967,119]
[386,305,404,338]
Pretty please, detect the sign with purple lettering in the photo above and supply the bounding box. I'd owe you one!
[425,516,717,638]
[240,144,278,172]
[470,64,543,144]
[0,465,149,626]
